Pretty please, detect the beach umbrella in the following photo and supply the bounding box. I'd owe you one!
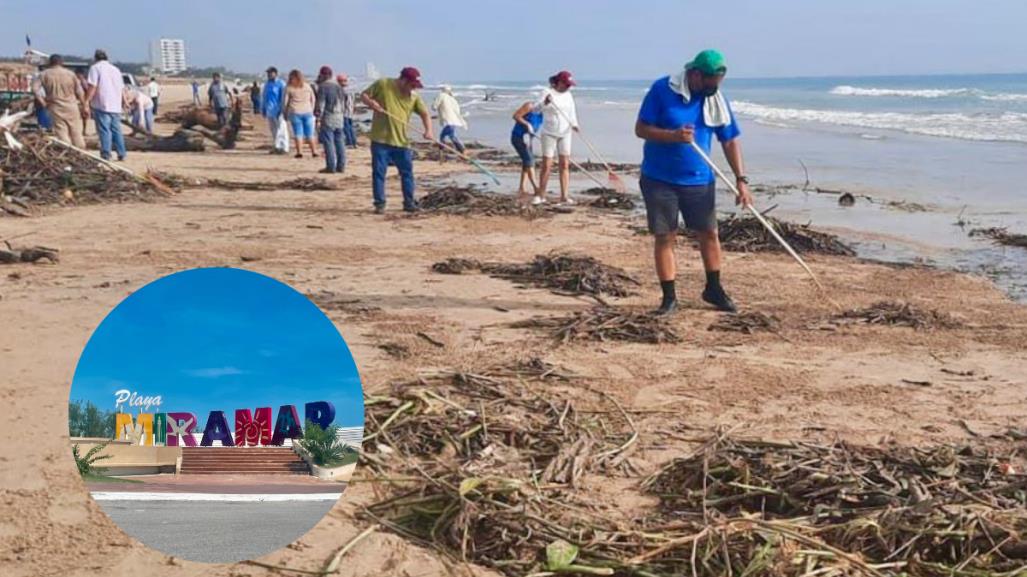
[688,141,841,309]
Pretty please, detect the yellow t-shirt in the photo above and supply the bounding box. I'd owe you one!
[364,78,427,148]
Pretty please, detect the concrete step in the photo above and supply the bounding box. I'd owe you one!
[179,447,310,475]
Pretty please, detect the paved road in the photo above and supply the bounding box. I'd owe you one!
[98,500,336,563]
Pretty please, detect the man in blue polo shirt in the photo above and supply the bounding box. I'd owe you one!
[635,49,753,315]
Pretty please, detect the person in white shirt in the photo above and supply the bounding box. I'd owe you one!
[432,85,468,162]
[534,70,579,205]
[125,87,154,133]
[147,77,161,115]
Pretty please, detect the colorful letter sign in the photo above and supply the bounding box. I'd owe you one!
[305,401,336,430]
[234,407,272,446]
[111,402,333,447]
[270,404,303,445]
[200,411,235,446]
[166,412,199,447]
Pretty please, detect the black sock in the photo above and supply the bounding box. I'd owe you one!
[660,280,676,303]
[705,270,721,291]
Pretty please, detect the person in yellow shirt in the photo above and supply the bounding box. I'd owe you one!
[360,67,433,214]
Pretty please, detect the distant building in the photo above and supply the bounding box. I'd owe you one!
[149,38,187,74]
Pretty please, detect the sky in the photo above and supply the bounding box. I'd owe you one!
[2,0,1025,81]
[70,268,364,430]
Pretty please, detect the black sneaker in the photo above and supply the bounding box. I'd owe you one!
[702,286,738,313]
[374,205,385,214]
[403,204,421,213]
[654,299,678,316]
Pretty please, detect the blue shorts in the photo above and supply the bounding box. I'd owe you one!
[511,133,533,168]
[640,175,717,234]
[289,112,315,139]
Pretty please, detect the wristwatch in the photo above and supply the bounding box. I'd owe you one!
[736,175,750,184]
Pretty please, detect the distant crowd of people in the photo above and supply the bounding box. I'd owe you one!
[31,47,753,314]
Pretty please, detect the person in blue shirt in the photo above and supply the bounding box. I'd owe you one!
[510,100,544,198]
[261,66,289,155]
[635,49,753,315]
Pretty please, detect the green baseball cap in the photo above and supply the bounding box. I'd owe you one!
[686,49,727,76]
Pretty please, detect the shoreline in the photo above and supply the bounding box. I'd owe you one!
[2,88,1027,575]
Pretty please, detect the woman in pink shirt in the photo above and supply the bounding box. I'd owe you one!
[283,69,318,159]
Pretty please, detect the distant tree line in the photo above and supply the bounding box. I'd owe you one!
[68,400,115,438]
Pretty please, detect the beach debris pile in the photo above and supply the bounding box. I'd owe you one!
[708,311,780,334]
[433,253,640,298]
[419,185,547,218]
[360,360,645,575]
[716,213,856,256]
[579,187,636,210]
[836,300,959,330]
[970,227,1027,249]
[307,292,383,318]
[150,170,338,192]
[0,243,58,264]
[513,306,681,344]
[638,435,1027,576]
[1,133,170,216]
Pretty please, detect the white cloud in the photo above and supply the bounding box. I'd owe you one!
[183,367,246,378]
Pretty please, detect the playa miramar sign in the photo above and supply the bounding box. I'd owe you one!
[113,399,336,447]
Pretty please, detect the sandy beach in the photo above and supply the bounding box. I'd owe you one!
[2,83,1027,576]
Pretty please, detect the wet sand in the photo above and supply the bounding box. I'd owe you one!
[2,85,1027,576]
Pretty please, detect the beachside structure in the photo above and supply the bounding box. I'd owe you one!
[149,38,187,74]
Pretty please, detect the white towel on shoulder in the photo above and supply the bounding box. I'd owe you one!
[668,70,731,128]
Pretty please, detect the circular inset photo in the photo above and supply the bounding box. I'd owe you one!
[67,268,363,563]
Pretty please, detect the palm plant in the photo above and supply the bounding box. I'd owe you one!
[72,440,113,476]
[301,420,349,467]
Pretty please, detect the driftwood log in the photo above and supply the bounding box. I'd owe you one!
[122,128,206,152]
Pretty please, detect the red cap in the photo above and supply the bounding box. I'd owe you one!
[554,70,576,87]
[319,65,333,77]
[399,66,423,89]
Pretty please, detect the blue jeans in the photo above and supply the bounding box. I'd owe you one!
[93,110,126,160]
[371,142,415,208]
[343,117,357,147]
[320,126,346,172]
[133,108,154,133]
[439,125,464,153]
[251,98,261,115]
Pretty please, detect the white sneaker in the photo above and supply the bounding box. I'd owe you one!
[561,197,576,205]
[531,196,546,206]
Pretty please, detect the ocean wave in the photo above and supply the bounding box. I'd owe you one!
[733,101,1027,144]
[830,85,975,98]
[831,85,1027,103]
[981,93,1027,102]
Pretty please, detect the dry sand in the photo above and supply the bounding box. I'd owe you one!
[2,87,1026,576]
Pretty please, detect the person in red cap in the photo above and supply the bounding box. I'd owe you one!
[361,67,433,213]
[534,70,579,205]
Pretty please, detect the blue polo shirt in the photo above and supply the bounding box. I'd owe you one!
[638,76,740,186]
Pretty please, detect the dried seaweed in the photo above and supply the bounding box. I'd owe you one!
[716,213,856,256]
[513,306,681,344]
[708,311,780,334]
[837,301,959,330]
[970,227,1027,249]
[1,133,169,214]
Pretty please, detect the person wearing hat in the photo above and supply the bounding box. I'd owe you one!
[534,70,579,205]
[262,66,289,154]
[360,67,433,213]
[84,49,127,161]
[432,85,468,162]
[315,65,347,173]
[635,49,753,315]
[336,74,357,148]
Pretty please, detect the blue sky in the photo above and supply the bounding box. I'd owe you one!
[70,268,363,429]
[2,0,1024,81]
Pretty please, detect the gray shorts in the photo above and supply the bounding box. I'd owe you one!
[640,175,716,235]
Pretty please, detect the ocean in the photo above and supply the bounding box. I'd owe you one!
[424,74,1027,301]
